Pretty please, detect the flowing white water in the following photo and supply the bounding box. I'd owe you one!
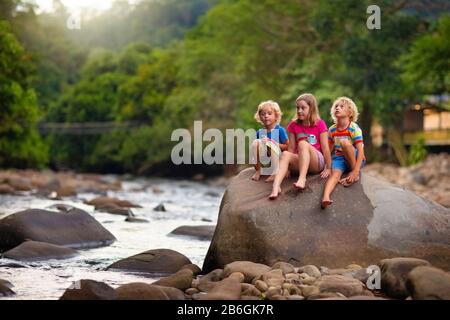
[0,177,225,300]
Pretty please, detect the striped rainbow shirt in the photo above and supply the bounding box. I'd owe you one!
[328,122,363,156]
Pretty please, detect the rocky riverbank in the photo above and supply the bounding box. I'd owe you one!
[0,170,122,199]
[0,175,225,299]
[54,256,450,300]
[363,153,450,208]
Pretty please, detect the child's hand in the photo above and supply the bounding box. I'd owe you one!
[261,137,269,143]
[340,170,360,186]
[320,168,331,179]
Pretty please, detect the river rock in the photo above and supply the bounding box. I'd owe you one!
[153,203,166,212]
[7,177,33,191]
[316,275,365,297]
[298,265,322,278]
[0,208,116,251]
[152,269,194,291]
[228,272,245,283]
[96,203,134,216]
[198,278,242,300]
[86,196,141,208]
[106,249,192,275]
[0,281,15,297]
[197,269,223,292]
[115,283,169,300]
[241,283,261,297]
[180,263,202,276]
[271,262,295,275]
[169,225,216,241]
[254,280,268,292]
[0,184,15,194]
[0,279,13,289]
[3,240,78,261]
[125,216,148,223]
[348,295,387,300]
[262,269,285,287]
[222,261,271,283]
[298,285,320,298]
[380,257,431,299]
[203,169,450,272]
[153,285,185,300]
[185,288,199,295]
[406,266,450,300]
[60,280,115,300]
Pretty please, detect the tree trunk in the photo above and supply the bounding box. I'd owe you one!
[360,100,373,151]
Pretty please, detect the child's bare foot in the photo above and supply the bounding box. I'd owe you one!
[268,187,281,200]
[321,199,333,209]
[293,178,306,190]
[341,175,359,187]
[265,175,275,183]
[251,171,261,181]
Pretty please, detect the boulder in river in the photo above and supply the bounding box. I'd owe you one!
[95,203,134,216]
[107,248,192,275]
[152,268,194,291]
[0,208,116,252]
[0,184,15,194]
[169,225,216,241]
[85,196,141,208]
[203,168,450,273]
[115,283,169,300]
[153,203,166,212]
[60,280,115,300]
[379,257,431,299]
[3,240,78,261]
[0,280,15,297]
[406,266,450,300]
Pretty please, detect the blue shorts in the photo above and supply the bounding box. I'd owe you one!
[331,149,365,172]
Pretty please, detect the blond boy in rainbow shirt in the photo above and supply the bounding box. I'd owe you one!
[321,97,365,209]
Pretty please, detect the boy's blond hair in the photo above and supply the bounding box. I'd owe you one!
[331,96,359,123]
[295,93,321,126]
[254,100,283,124]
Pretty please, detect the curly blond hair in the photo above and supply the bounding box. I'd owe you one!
[295,93,321,126]
[254,100,283,124]
[330,96,359,123]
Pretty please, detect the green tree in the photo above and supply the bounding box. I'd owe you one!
[0,21,48,168]
[400,14,450,95]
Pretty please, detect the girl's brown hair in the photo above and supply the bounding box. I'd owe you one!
[295,93,321,126]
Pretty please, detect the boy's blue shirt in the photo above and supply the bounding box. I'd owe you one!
[256,124,288,144]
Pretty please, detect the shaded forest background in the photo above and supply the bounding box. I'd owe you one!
[1,0,449,175]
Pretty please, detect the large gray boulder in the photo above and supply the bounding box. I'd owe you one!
[406,266,450,300]
[3,240,78,261]
[107,248,192,275]
[0,208,116,252]
[203,168,450,272]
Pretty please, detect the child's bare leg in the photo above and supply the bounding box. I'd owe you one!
[293,141,310,189]
[269,151,297,199]
[340,140,357,186]
[341,140,356,170]
[251,140,261,181]
[265,151,279,182]
[321,169,343,208]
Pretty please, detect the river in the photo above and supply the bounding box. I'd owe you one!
[0,176,225,300]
